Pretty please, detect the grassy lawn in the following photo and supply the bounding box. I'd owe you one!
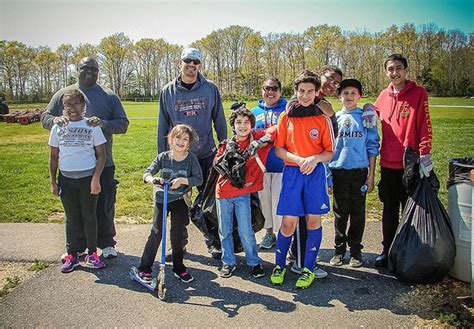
[1,98,473,223]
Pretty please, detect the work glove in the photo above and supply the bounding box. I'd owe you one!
[419,153,433,178]
[362,103,378,129]
[246,135,272,158]
[246,140,260,158]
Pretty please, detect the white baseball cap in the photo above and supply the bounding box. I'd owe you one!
[181,47,202,61]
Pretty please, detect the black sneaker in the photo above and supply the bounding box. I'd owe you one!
[374,253,388,268]
[165,247,187,263]
[219,264,236,278]
[208,246,222,260]
[252,264,265,278]
[174,271,194,283]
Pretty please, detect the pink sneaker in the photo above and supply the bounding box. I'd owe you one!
[61,255,79,273]
[85,252,105,269]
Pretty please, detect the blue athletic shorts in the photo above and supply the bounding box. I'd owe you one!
[277,163,330,216]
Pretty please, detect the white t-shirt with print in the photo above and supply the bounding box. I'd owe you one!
[48,119,107,172]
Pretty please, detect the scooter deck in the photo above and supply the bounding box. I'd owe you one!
[129,267,157,292]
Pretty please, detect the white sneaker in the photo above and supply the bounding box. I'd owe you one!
[314,266,328,279]
[291,263,328,279]
[102,247,117,259]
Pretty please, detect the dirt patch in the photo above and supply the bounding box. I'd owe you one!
[47,211,65,223]
[398,277,474,327]
[0,261,43,297]
[115,215,150,225]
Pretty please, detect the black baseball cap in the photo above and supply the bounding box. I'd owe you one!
[337,78,362,95]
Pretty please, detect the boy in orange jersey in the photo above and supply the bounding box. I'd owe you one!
[270,70,335,289]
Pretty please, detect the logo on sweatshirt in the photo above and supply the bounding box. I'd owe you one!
[287,121,294,131]
[399,101,411,118]
[320,203,328,210]
[175,98,208,117]
[343,117,352,129]
[309,128,319,140]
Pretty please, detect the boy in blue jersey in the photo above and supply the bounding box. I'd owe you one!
[328,79,380,268]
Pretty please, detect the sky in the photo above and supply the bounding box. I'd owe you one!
[1,0,473,49]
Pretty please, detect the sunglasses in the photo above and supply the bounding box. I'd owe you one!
[79,65,99,73]
[263,86,280,92]
[324,74,341,88]
[183,58,201,65]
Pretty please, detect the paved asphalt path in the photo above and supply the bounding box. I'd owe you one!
[0,221,419,327]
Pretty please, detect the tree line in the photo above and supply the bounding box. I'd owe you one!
[1,23,472,102]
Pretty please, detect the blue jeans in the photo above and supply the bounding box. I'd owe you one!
[216,195,262,266]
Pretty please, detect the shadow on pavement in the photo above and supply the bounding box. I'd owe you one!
[87,251,296,317]
[84,249,415,318]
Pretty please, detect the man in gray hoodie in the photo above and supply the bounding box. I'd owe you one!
[158,47,227,259]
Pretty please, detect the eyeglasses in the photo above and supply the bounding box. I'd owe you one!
[63,102,84,109]
[324,74,341,88]
[79,65,99,73]
[263,86,280,92]
[183,58,201,65]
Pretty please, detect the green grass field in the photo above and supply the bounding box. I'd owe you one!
[1,98,473,223]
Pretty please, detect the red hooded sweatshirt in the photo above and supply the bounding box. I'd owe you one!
[215,129,273,199]
[374,80,433,169]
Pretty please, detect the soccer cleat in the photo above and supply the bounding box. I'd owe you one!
[270,265,286,285]
[295,267,315,289]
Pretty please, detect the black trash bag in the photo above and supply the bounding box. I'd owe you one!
[189,168,223,250]
[214,140,247,189]
[189,167,265,253]
[250,193,265,233]
[402,147,439,195]
[388,148,455,283]
[447,158,474,189]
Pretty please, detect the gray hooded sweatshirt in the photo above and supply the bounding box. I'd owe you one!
[158,72,227,160]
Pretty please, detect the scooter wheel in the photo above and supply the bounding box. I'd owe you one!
[157,286,166,300]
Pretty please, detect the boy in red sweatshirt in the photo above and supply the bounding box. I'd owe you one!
[373,53,433,267]
[215,107,274,279]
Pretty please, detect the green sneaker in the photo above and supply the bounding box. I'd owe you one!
[270,265,286,285]
[295,267,315,289]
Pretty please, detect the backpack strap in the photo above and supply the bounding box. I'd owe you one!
[254,152,266,174]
